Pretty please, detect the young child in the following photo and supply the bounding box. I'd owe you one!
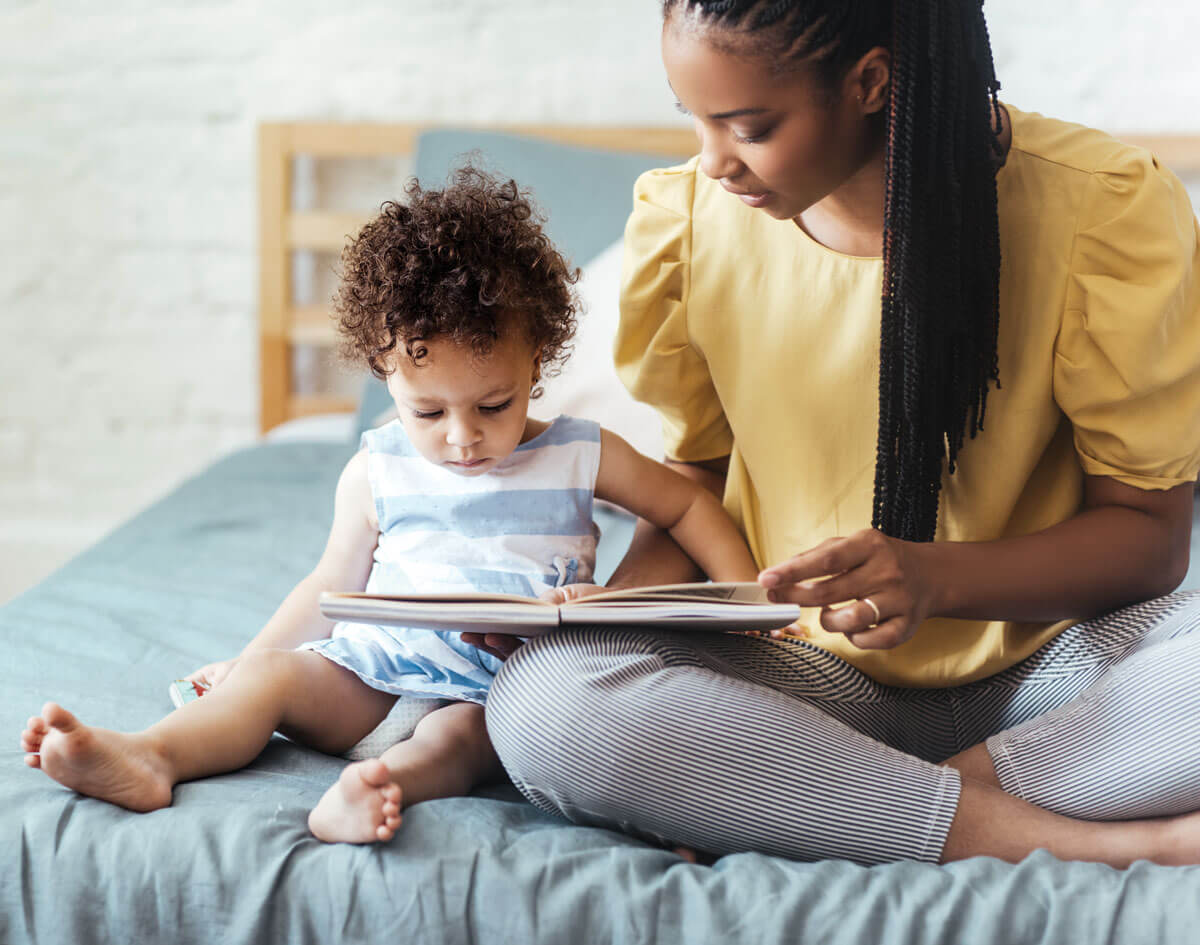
[20,165,760,844]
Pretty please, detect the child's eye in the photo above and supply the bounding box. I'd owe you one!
[673,101,691,117]
[412,409,442,420]
[480,400,512,415]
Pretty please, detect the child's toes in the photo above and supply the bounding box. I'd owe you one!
[355,758,391,789]
[380,782,401,805]
[21,717,46,750]
[41,702,82,735]
[384,812,401,831]
[24,753,41,769]
[376,823,395,842]
[382,799,399,817]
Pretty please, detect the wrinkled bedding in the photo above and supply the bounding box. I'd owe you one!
[2,442,1196,944]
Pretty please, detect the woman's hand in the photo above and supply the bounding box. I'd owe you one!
[758,529,937,650]
[460,584,609,661]
[185,657,239,692]
[459,632,524,661]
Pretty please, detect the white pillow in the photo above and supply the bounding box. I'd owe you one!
[533,239,666,459]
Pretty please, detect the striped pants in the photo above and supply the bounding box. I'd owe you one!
[485,591,1200,865]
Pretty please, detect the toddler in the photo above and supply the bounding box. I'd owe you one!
[20,166,760,844]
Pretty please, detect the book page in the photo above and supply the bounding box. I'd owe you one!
[318,592,560,634]
[571,582,770,605]
[323,590,553,607]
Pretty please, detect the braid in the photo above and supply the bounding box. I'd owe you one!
[664,0,1003,542]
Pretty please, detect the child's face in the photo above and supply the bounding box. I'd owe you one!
[385,334,538,477]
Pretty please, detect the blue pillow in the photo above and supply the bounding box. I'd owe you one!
[353,129,690,438]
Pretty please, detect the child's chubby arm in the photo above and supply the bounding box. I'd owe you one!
[187,449,379,689]
[594,429,759,584]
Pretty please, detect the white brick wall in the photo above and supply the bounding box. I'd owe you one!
[2,0,1198,602]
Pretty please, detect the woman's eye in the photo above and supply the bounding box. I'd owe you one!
[412,409,442,420]
[480,400,513,414]
[732,128,771,145]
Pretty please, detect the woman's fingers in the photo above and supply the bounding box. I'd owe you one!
[820,597,886,635]
[459,633,500,659]
[754,529,928,651]
[758,532,878,592]
[843,617,910,650]
[770,566,878,609]
[485,633,524,658]
[819,594,916,649]
[460,631,524,661]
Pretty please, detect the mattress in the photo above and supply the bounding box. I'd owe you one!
[2,441,1195,944]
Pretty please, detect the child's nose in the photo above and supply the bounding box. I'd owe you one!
[445,418,482,447]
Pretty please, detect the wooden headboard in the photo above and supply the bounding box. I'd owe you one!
[257,123,1200,433]
[257,123,700,433]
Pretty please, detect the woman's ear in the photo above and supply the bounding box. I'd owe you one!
[848,46,891,113]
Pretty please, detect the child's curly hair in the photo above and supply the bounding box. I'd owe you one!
[335,163,579,390]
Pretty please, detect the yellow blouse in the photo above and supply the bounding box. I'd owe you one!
[616,105,1200,688]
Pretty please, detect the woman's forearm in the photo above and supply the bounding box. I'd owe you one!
[607,518,705,590]
[606,456,732,590]
[919,501,1191,623]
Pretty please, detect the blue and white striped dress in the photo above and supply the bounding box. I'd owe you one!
[302,415,602,704]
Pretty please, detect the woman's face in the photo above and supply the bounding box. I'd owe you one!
[661,15,886,222]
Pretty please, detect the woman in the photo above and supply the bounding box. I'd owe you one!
[468,0,1200,866]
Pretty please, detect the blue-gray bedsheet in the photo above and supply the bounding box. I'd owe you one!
[2,442,1196,944]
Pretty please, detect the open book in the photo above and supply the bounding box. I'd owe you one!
[319,582,801,636]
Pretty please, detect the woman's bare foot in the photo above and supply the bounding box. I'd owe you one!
[19,702,173,812]
[308,758,403,843]
[672,845,718,865]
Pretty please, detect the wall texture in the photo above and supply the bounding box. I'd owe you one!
[2,0,1198,602]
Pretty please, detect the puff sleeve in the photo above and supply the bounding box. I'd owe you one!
[1054,149,1200,489]
[615,165,734,462]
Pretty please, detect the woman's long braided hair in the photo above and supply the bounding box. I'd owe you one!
[663,0,1004,542]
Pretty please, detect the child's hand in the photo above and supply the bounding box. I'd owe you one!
[185,658,239,692]
[539,583,606,605]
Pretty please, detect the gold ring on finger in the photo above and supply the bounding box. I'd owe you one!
[860,596,881,628]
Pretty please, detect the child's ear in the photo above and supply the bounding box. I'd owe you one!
[531,349,543,385]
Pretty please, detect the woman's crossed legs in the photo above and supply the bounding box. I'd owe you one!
[20,648,503,843]
[485,593,1200,867]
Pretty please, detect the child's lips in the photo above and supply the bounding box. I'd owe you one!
[448,458,487,468]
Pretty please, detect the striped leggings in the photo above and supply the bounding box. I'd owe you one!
[484,591,1200,865]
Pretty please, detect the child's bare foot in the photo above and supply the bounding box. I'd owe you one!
[19,702,173,812]
[308,758,403,844]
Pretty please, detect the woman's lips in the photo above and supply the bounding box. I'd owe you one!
[723,184,772,208]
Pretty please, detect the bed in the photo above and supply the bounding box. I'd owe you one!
[5,121,1200,945]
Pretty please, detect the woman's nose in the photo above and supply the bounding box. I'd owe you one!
[696,123,743,182]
